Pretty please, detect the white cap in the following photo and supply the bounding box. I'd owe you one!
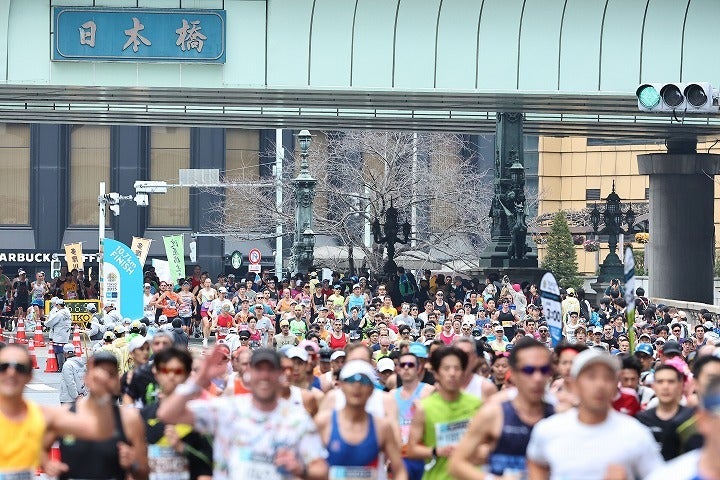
[50,297,59,304]
[158,314,168,323]
[218,287,227,293]
[340,360,378,383]
[376,357,395,373]
[330,350,346,362]
[286,346,309,362]
[570,349,621,379]
[128,336,149,352]
[123,317,131,325]
[56,298,64,304]
[86,303,97,311]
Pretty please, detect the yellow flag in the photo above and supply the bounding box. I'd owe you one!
[131,237,152,265]
[64,243,84,271]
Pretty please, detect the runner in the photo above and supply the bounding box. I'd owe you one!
[177,280,197,334]
[278,352,319,416]
[636,364,694,461]
[141,347,213,480]
[158,347,329,479]
[196,278,218,347]
[0,344,119,477]
[646,374,720,479]
[453,337,497,401]
[390,350,434,480]
[56,351,149,480]
[448,337,554,479]
[407,345,482,480]
[316,360,407,480]
[526,348,662,479]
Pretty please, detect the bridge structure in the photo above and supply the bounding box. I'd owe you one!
[2,0,720,301]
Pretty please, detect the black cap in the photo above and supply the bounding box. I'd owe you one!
[319,348,332,362]
[91,351,119,367]
[250,348,281,369]
[238,330,251,340]
[662,340,682,356]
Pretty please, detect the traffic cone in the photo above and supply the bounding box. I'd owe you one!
[28,339,38,369]
[0,322,4,343]
[72,325,83,356]
[33,323,45,348]
[15,316,26,344]
[44,341,59,372]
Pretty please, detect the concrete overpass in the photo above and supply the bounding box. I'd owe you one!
[2,0,719,301]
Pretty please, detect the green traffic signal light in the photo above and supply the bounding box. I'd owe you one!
[637,85,661,109]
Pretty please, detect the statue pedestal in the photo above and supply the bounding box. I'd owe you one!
[480,266,546,289]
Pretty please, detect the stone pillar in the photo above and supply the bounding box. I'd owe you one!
[637,152,720,303]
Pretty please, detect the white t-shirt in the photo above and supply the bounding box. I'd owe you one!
[526,409,662,480]
[645,449,699,480]
[464,374,492,401]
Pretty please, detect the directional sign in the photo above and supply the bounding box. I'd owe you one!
[248,248,262,265]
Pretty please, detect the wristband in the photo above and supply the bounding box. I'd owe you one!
[175,380,202,397]
[432,446,437,458]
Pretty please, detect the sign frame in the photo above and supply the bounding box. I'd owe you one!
[248,248,262,265]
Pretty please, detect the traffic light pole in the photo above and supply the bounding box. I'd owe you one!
[98,182,106,307]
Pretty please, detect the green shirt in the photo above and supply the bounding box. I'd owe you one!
[421,391,481,480]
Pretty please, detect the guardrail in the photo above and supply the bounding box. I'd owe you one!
[649,297,720,328]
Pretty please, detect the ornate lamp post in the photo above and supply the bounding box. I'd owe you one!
[371,202,411,275]
[292,130,315,275]
[589,181,638,282]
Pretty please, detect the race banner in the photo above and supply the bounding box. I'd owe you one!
[131,236,152,265]
[624,247,636,352]
[540,272,563,347]
[44,299,101,325]
[163,234,185,283]
[103,238,143,319]
[64,242,84,271]
[152,258,171,284]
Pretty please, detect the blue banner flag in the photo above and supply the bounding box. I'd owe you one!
[102,238,144,319]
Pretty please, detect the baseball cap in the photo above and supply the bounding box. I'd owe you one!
[317,306,328,312]
[570,349,621,379]
[399,325,411,334]
[103,331,116,341]
[250,348,281,369]
[494,325,504,332]
[408,342,428,359]
[286,346,309,362]
[340,360,378,384]
[17,269,25,275]
[279,320,290,327]
[63,343,75,354]
[128,336,150,352]
[218,287,227,293]
[158,314,168,324]
[299,339,320,354]
[56,298,64,304]
[566,288,575,295]
[330,350,346,362]
[113,325,125,334]
[144,283,151,287]
[634,343,654,357]
[377,357,395,373]
[238,330,251,340]
[662,340,683,356]
[593,326,603,334]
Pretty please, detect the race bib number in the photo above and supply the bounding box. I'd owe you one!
[399,418,412,445]
[501,321,514,328]
[329,466,377,480]
[230,449,283,480]
[435,419,469,448]
[148,444,190,480]
[0,471,33,480]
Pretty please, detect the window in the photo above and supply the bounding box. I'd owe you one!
[149,127,190,227]
[586,188,601,201]
[0,124,30,224]
[70,125,110,226]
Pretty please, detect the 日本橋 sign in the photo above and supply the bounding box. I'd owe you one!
[53,8,226,63]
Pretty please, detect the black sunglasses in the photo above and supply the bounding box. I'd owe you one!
[518,364,553,376]
[0,362,32,375]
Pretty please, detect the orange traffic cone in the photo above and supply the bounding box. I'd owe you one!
[33,323,45,347]
[44,341,59,372]
[72,325,83,356]
[0,322,4,343]
[15,316,26,344]
[28,339,38,369]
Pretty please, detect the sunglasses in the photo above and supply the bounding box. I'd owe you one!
[539,329,549,333]
[399,362,417,369]
[344,374,374,386]
[0,362,32,375]
[157,366,187,375]
[518,364,553,376]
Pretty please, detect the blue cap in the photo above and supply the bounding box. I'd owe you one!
[634,343,654,357]
[408,342,428,359]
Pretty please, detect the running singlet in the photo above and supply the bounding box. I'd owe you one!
[0,399,45,476]
[328,333,348,350]
[31,282,45,306]
[421,391,481,480]
[395,383,427,447]
[59,403,128,480]
[327,411,379,479]
[487,400,554,476]
[346,294,365,317]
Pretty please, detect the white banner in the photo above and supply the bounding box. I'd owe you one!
[540,272,562,347]
[152,258,171,284]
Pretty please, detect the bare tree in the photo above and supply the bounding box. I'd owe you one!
[208,131,495,273]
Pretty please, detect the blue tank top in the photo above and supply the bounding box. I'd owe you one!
[487,400,554,476]
[327,411,379,468]
[395,383,426,446]
[347,294,365,317]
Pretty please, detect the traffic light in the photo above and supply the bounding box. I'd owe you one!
[636,82,718,113]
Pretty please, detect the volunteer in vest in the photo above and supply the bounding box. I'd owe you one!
[407,346,482,480]
[449,338,555,479]
[316,359,407,480]
[158,347,329,480]
[141,347,213,480]
[85,302,107,343]
[390,350,434,480]
[0,344,118,478]
[56,351,149,480]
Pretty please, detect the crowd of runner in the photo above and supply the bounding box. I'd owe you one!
[2,265,720,479]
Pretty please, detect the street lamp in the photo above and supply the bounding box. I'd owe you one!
[292,130,316,275]
[371,202,411,276]
[589,181,639,282]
